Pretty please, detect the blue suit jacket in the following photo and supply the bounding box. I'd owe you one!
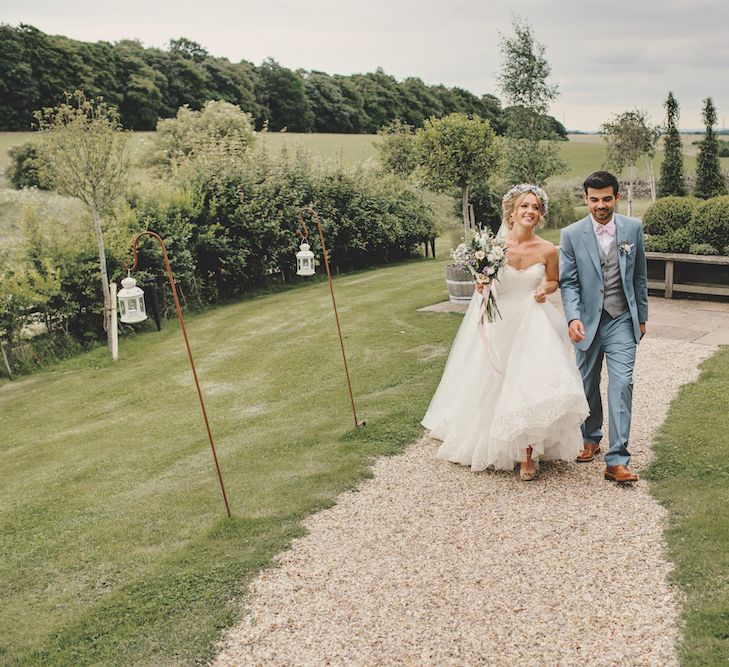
[559,215,649,351]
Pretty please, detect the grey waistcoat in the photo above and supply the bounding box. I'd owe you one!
[599,241,628,318]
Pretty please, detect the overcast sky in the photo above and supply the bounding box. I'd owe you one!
[3,0,727,131]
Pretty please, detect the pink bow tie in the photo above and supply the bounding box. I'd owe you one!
[595,224,615,236]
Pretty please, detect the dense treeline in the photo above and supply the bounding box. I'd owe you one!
[0,23,505,133]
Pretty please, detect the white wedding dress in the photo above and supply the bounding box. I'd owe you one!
[422,263,589,471]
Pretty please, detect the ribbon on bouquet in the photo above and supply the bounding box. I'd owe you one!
[477,284,503,375]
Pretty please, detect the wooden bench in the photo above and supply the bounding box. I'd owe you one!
[646,252,729,298]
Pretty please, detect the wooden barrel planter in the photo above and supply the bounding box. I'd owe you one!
[444,264,475,303]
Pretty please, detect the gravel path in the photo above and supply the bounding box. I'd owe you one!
[214,338,713,666]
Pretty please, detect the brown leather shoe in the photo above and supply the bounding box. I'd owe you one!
[576,443,601,462]
[604,465,639,483]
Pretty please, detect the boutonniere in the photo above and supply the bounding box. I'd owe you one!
[619,241,634,255]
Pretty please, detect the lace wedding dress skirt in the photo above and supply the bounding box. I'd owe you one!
[422,263,589,471]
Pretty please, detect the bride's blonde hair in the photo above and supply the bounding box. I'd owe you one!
[502,185,548,230]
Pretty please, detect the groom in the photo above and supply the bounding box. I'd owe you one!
[559,171,648,483]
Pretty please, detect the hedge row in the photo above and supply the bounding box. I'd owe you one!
[643,195,729,255]
[1,149,435,375]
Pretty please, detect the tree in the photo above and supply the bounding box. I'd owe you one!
[74,39,121,106]
[497,17,566,184]
[695,97,728,199]
[479,94,505,133]
[1,24,514,134]
[376,119,418,178]
[349,69,405,133]
[0,249,61,351]
[0,24,91,130]
[34,91,129,356]
[500,118,568,185]
[167,37,208,63]
[148,99,255,170]
[602,109,659,215]
[258,59,313,132]
[156,49,209,112]
[415,113,502,241]
[658,92,687,197]
[115,40,163,130]
[6,142,47,189]
[303,71,360,133]
[0,24,42,129]
[334,75,368,133]
[398,77,443,128]
[502,108,568,141]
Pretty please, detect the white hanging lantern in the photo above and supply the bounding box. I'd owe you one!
[296,241,316,276]
[117,274,147,324]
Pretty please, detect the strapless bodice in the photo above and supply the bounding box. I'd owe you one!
[496,262,546,297]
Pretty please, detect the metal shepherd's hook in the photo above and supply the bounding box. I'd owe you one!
[124,231,232,518]
[298,207,365,429]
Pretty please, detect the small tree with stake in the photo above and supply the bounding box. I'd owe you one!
[497,16,566,185]
[602,109,659,215]
[34,91,129,357]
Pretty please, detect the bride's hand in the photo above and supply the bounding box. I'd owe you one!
[475,283,485,294]
[534,287,547,303]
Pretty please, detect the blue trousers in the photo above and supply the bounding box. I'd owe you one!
[576,310,636,467]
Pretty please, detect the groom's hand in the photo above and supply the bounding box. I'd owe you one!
[568,319,585,343]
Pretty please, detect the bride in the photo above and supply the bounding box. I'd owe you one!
[422,184,589,480]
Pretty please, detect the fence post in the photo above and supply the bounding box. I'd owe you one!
[110,281,119,361]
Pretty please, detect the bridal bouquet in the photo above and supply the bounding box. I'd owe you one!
[451,228,509,322]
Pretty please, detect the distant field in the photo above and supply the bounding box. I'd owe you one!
[0,132,34,172]
[0,131,380,175]
[4,130,725,180]
[257,132,381,167]
[1,131,726,238]
[551,133,728,186]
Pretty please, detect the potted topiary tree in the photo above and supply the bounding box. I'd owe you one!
[415,113,502,302]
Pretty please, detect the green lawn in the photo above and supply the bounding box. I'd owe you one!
[0,253,463,665]
[647,346,729,665]
[2,125,727,663]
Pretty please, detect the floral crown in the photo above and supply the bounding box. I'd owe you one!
[502,183,549,215]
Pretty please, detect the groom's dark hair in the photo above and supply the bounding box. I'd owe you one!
[583,171,620,195]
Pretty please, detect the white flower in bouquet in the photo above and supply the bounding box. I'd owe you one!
[451,243,472,265]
